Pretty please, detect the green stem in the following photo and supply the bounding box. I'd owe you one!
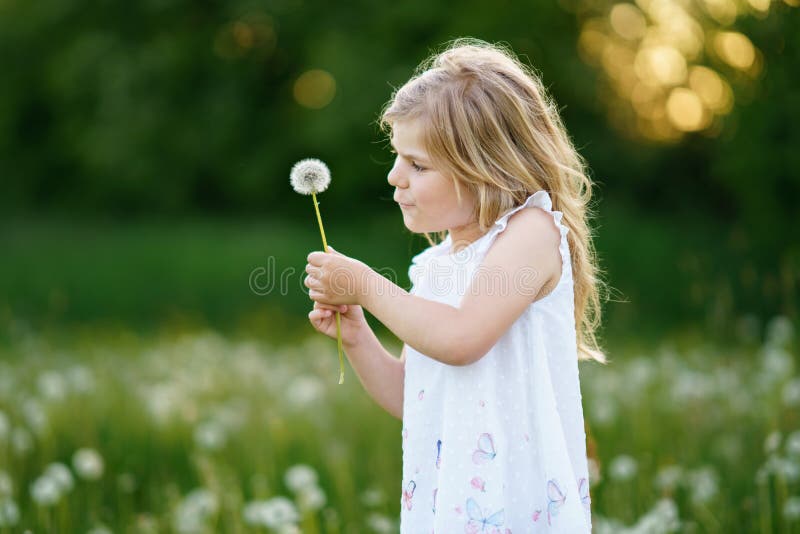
[311,192,345,385]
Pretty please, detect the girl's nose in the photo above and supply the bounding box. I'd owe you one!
[387,160,405,187]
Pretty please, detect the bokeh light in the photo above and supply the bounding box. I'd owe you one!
[574,0,795,142]
[293,70,337,110]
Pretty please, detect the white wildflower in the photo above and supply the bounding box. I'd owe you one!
[22,400,48,435]
[0,471,12,496]
[783,379,800,407]
[360,487,386,507]
[787,431,800,457]
[0,498,20,527]
[45,463,74,493]
[87,525,113,534]
[66,365,95,394]
[0,410,9,441]
[297,485,327,512]
[30,476,60,506]
[765,431,783,454]
[654,465,683,492]
[286,375,324,408]
[193,420,227,451]
[609,454,638,481]
[37,371,68,401]
[284,464,318,493]
[366,512,396,533]
[72,448,104,480]
[262,496,299,528]
[11,427,33,456]
[766,315,794,347]
[686,466,718,504]
[784,496,800,521]
[172,488,218,534]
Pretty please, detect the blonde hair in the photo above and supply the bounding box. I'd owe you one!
[379,38,609,364]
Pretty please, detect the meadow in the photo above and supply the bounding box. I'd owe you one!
[0,313,797,532]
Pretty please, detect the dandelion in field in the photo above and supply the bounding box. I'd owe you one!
[0,410,9,441]
[366,512,396,533]
[782,379,800,407]
[784,496,800,521]
[685,466,719,504]
[11,427,32,456]
[243,497,299,529]
[86,525,112,534]
[766,315,794,347]
[786,431,800,457]
[297,485,327,512]
[0,498,19,528]
[72,448,104,480]
[30,476,60,506]
[609,454,638,481]
[45,462,74,494]
[21,399,48,435]
[284,464,319,493]
[172,488,218,534]
[654,465,683,493]
[286,374,325,408]
[765,431,782,454]
[65,365,96,394]
[0,471,11,496]
[37,370,68,401]
[361,487,386,507]
[193,420,227,451]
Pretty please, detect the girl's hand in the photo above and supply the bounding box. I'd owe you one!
[305,245,369,306]
[307,301,368,345]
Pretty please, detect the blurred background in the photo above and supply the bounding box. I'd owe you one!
[0,0,798,532]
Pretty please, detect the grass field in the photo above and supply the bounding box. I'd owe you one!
[0,316,797,532]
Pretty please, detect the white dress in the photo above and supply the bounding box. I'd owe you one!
[400,190,592,533]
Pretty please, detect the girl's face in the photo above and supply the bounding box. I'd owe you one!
[388,119,478,236]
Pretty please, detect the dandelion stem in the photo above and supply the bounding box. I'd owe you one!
[311,192,345,385]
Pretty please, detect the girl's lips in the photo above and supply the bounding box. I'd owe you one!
[400,203,414,209]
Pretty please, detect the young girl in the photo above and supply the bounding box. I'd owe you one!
[305,38,607,533]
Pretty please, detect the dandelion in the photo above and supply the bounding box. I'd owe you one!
[765,431,782,454]
[65,365,95,394]
[297,485,327,512]
[609,454,638,481]
[787,431,800,457]
[30,476,60,506]
[0,410,9,441]
[766,315,794,347]
[37,371,68,401]
[72,448,104,480]
[87,525,113,534]
[290,157,345,384]
[0,471,11,496]
[361,487,386,507]
[172,488,218,534]
[45,463,74,494]
[366,512,396,533]
[284,464,319,493]
[286,375,325,408]
[243,498,301,529]
[11,427,33,456]
[654,465,683,492]
[0,498,19,528]
[686,466,718,504]
[193,420,227,451]
[782,379,800,407]
[784,496,800,521]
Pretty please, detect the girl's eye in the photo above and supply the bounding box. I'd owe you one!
[412,162,425,172]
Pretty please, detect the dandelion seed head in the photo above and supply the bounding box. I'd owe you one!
[0,498,19,527]
[72,448,104,480]
[30,476,60,506]
[297,485,327,512]
[284,464,319,493]
[45,463,74,493]
[290,158,331,195]
[609,454,638,481]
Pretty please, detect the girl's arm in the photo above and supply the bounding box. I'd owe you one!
[360,207,561,366]
[343,326,406,420]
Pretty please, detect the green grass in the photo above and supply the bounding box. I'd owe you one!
[0,319,797,532]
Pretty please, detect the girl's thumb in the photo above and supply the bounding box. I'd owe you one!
[327,245,338,254]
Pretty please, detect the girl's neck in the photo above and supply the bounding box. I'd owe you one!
[448,220,486,254]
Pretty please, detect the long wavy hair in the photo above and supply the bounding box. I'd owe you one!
[379,38,609,364]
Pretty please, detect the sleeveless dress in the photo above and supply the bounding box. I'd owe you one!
[400,190,592,533]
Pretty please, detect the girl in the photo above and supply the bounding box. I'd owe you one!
[305,38,607,533]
